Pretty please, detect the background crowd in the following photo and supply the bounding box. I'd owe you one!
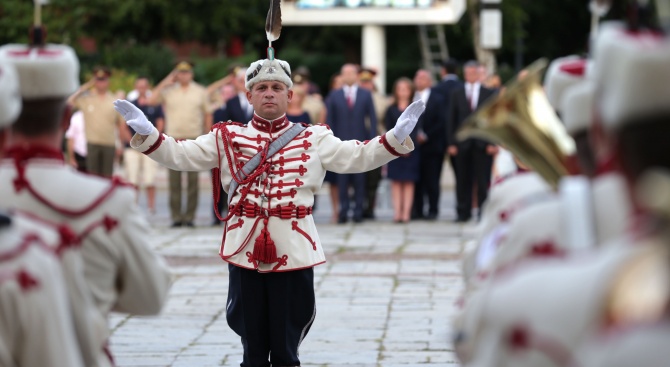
[66,59,505,227]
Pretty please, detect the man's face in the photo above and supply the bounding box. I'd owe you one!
[176,70,193,85]
[414,70,431,91]
[135,78,149,95]
[221,84,236,102]
[246,81,293,120]
[340,65,359,86]
[464,66,479,84]
[94,77,109,92]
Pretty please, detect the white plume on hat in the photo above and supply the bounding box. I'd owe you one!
[593,28,670,130]
[0,61,21,128]
[561,81,596,135]
[0,44,79,100]
[245,58,293,91]
[543,55,585,112]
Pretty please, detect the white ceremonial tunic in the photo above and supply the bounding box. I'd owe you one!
[0,214,84,367]
[462,171,552,286]
[11,211,109,367]
[0,147,172,343]
[131,115,413,272]
[456,242,639,367]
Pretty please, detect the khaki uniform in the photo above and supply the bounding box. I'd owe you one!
[157,82,209,139]
[74,91,121,177]
[302,94,325,125]
[0,148,172,351]
[132,116,413,272]
[370,92,390,135]
[156,82,209,223]
[0,213,84,367]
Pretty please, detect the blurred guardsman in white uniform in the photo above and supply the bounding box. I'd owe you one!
[112,3,424,362]
[0,59,89,367]
[454,17,670,367]
[491,56,632,272]
[0,40,171,365]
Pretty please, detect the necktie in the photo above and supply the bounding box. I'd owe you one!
[466,84,475,111]
[346,89,353,109]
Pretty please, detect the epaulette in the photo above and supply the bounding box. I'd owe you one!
[225,120,246,127]
[313,123,331,130]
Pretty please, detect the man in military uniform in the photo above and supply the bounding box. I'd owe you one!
[292,70,326,124]
[148,61,212,227]
[0,42,172,364]
[114,55,425,366]
[67,66,125,178]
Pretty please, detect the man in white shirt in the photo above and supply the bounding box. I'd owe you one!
[65,109,88,172]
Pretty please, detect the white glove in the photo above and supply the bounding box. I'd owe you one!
[113,99,154,135]
[393,100,425,143]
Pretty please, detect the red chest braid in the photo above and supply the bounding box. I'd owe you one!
[212,119,315,269]
[3,145,131,219]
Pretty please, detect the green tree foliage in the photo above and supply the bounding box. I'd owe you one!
[1,0,598,90]
[1,0,267,46]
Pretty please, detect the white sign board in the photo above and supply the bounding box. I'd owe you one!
[481,9,502,49]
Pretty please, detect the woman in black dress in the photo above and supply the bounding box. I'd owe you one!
[385,77,420,223]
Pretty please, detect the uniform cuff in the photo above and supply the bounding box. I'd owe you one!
[381,130,414,156]
[130,128,161,154]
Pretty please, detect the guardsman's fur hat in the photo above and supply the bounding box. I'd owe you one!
[245,0,293,91]
[0,44,79,101]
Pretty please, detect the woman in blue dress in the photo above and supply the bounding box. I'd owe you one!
[385,77,420,223]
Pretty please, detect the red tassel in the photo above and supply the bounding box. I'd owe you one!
[253,228,277,264]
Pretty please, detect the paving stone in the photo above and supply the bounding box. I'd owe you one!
[110,188,468,366]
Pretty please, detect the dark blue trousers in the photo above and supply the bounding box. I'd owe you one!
[337,173,366,221]
[226,264,316,367]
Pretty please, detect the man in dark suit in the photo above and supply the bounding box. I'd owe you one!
[448,60,498,222]
[326,63,378,223]
[412,69,448,220]
[223,69,254,123]
[435,59,462,99]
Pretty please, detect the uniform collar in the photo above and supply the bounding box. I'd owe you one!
[3,145,64,163]
[251,113,290,134]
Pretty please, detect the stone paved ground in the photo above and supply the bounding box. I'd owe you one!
[109,178,476,367]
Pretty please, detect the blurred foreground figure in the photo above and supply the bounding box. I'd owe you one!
[0,40,171,366]
[454,9,670,366]
[0,60,90,367]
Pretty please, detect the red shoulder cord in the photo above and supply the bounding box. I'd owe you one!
[211,124,272,222]
[4,145,132,217]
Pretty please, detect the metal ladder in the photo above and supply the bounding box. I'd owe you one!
[418,24,449,79]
